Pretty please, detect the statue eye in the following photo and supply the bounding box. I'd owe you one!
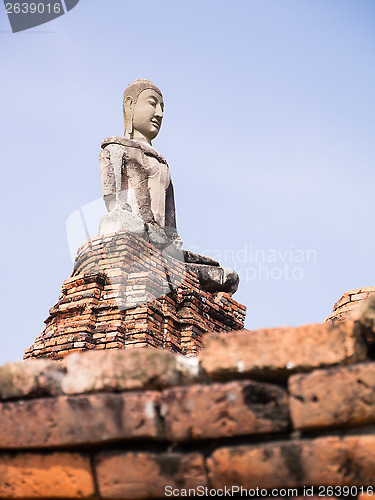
[148,100,157,107]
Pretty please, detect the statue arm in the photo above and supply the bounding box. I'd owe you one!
[99,144,128,212]
[125,151,155,224]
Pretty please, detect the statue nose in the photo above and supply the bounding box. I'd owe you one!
[155,105,163,118]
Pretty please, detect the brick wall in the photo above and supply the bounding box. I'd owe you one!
[1,316,375,499]
[326,287,375,323]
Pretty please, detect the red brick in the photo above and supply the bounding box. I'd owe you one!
[200,321,367,381]
[333,303,356,314]
[351,293,368,302]
[0,359,65,400]
[303,435,375,486]
[161,380,289,441]
[0,391,161,448]
[207,443,298,489]
[333,294,350,310]
[208,435,375,488]
[289,362,375,430]
[95,451,206,499]
[62,348,200,394]
[0,452,95,498]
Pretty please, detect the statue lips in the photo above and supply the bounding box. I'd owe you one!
[151,118,161,131]
[5,0,80,33]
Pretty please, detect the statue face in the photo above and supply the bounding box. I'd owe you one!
[132,89,164,142]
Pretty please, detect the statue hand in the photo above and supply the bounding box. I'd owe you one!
[114,199,131,212]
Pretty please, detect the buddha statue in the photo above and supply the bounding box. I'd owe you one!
[99,79,239,293]
[99,79,180,247]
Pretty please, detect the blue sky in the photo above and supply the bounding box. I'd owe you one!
[1,0,375,364]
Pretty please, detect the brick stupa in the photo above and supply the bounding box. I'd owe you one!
[24,231,246,360]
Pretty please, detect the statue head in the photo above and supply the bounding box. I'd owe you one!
[123,79,164,144]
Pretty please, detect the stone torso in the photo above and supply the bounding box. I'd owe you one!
[99,136,171,227]
[131,152,170,227]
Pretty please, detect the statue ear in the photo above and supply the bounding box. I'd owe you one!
[124,96,134,136]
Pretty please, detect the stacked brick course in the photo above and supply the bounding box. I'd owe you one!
[326,287,375,324]
[2,317,375,498]
[24,232,246,359]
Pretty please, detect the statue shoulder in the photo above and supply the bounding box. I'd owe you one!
[100,137,143,170]
[101,137,168,166]
[101,136,137,150]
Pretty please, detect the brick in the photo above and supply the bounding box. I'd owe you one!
[62,348,200,394]
[289,362,375,430]
[0,359,65,400]
[333,294,350,310]
[161,380,289,441]
[207,435,375,489]
[351,293,369,302]
[95,451,206,499]
[0,452,95,498]
[207,443,299,489]
[303,435,375,486]
[360,287,375,294]
[335,304,358,314]
[0,391,161,448]
[329,313,347,323]
[200,321,367,381]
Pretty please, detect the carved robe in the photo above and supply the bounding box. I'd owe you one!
[99,136,178,240]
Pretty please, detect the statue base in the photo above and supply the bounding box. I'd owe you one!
[24,232,246,360]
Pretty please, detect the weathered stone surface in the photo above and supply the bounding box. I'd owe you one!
[62,348,200,394]
[0,453,94,498]
[200,321,367,380]
[161,380,289,441]
[186,263,239,294]
[207,442,298,489]
[95,451,207,499]
[289,362,375,430]
[302,435,375,486]
[99,206,145,239]
[183,250,219,266]
[0,359,65,400]
[0,392,161,448]
[207,435,375,488]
